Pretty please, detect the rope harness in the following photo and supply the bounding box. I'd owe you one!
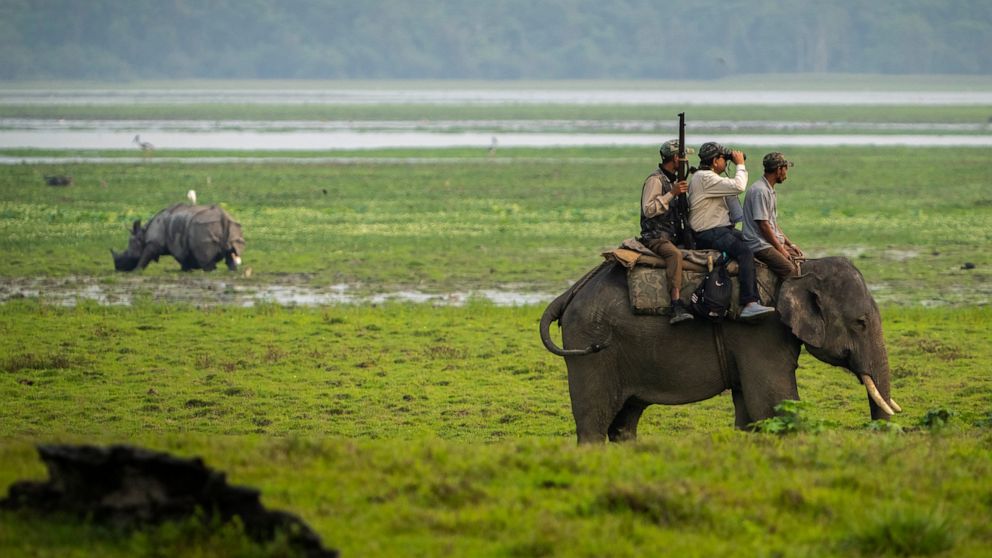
[711,322,733,391]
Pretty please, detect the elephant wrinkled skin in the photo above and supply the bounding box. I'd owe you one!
[540,257,900,444]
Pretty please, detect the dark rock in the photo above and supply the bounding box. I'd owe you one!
[962,262,976,270]
[0,444,336,558]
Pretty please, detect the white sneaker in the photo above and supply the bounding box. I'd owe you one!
[740,302,775,321]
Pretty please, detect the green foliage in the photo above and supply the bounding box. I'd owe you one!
[2,1,992,79]
[751,400,834,434]
[919,408,956,430]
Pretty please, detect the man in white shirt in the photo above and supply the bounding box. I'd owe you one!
[687,142,775,320]
[743,152,804,279]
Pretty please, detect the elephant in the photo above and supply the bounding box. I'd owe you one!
[539,257,901,444]
[112,204,245,272]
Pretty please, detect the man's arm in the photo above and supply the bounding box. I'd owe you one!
[641,176,673,217]
[757,220,789,257]
[642,176,688,217]
[697,166,748,198]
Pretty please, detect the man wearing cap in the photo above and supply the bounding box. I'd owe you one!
[743,152,804,279]
[640,139,694,324]
[688,142,775,320]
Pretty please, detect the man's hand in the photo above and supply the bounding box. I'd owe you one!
[672,180,688,196]
[731,150,745,165]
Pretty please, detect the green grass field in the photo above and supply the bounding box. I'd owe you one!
[1,143,991,556]
[4,103,992,128]
[1,146,990,303]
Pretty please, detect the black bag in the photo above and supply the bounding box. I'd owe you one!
[689,255,732,321]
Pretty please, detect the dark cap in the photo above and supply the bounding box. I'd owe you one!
[659,139,693,159]
[762,152,794,172]
[697,142,726,162]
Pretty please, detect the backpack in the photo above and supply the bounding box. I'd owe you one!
[689,254,732,321]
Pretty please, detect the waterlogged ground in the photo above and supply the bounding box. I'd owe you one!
[1,247,989,308]
[0,274,553,307]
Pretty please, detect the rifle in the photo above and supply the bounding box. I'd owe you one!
[672,112,696,249]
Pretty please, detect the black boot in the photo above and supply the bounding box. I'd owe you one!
[670,300,694,325]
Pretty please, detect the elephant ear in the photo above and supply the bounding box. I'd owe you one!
[776,273,826,348]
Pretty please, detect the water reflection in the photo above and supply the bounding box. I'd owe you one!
[2,130,991,152]
[0,276,555,307]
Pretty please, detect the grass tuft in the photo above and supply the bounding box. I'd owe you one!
[592,482,710,526]
[0,353,71,372]
[843,507,956,557]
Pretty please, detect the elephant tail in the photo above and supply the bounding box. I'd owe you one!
[539,261,612,357]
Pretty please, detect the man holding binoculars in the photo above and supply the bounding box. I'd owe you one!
[688,142,775,321]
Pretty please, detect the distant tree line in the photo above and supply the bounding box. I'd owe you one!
[2,0,990,80]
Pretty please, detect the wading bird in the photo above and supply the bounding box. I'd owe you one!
[133,135,154,153]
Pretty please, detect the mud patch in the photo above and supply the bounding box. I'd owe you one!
[0,275,555,307]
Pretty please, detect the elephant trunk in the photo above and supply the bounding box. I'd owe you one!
[863,375,894,418]
[858,337,902,420]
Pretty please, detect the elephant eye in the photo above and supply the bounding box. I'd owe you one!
[855,317,868,331]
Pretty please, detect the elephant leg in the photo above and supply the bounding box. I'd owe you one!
[739,368,800,424]
[572,393,622,445]
[732,389,752,430]
[575,412,609,444]
[608,397,648,442]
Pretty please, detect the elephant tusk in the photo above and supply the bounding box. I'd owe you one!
[888,398,903,413]
[862,375,894,415]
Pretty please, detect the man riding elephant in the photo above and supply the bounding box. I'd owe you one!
[640,139,694,325]
[688,142,774,321]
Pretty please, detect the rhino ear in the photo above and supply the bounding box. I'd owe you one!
[132,220,142,234]
[776,273,826,348]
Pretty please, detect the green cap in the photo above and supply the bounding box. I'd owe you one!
[697,141,725,162]
[659,139,693,159]
[762,152,794,172]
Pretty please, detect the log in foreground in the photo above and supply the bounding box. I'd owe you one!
[0,444,336,558]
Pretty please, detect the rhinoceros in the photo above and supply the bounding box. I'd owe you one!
[112,204,245,272]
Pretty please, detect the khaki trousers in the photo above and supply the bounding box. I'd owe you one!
[755,247,799,279]
[644,237,683,297]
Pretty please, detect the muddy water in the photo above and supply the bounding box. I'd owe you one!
[0,276,555,307]
[1,272,985,308]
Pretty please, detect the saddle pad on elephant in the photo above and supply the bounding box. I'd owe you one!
[627,262,779,317]
[603,238,740,275]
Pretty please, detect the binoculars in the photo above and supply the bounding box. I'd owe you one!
[722,149,746,161]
